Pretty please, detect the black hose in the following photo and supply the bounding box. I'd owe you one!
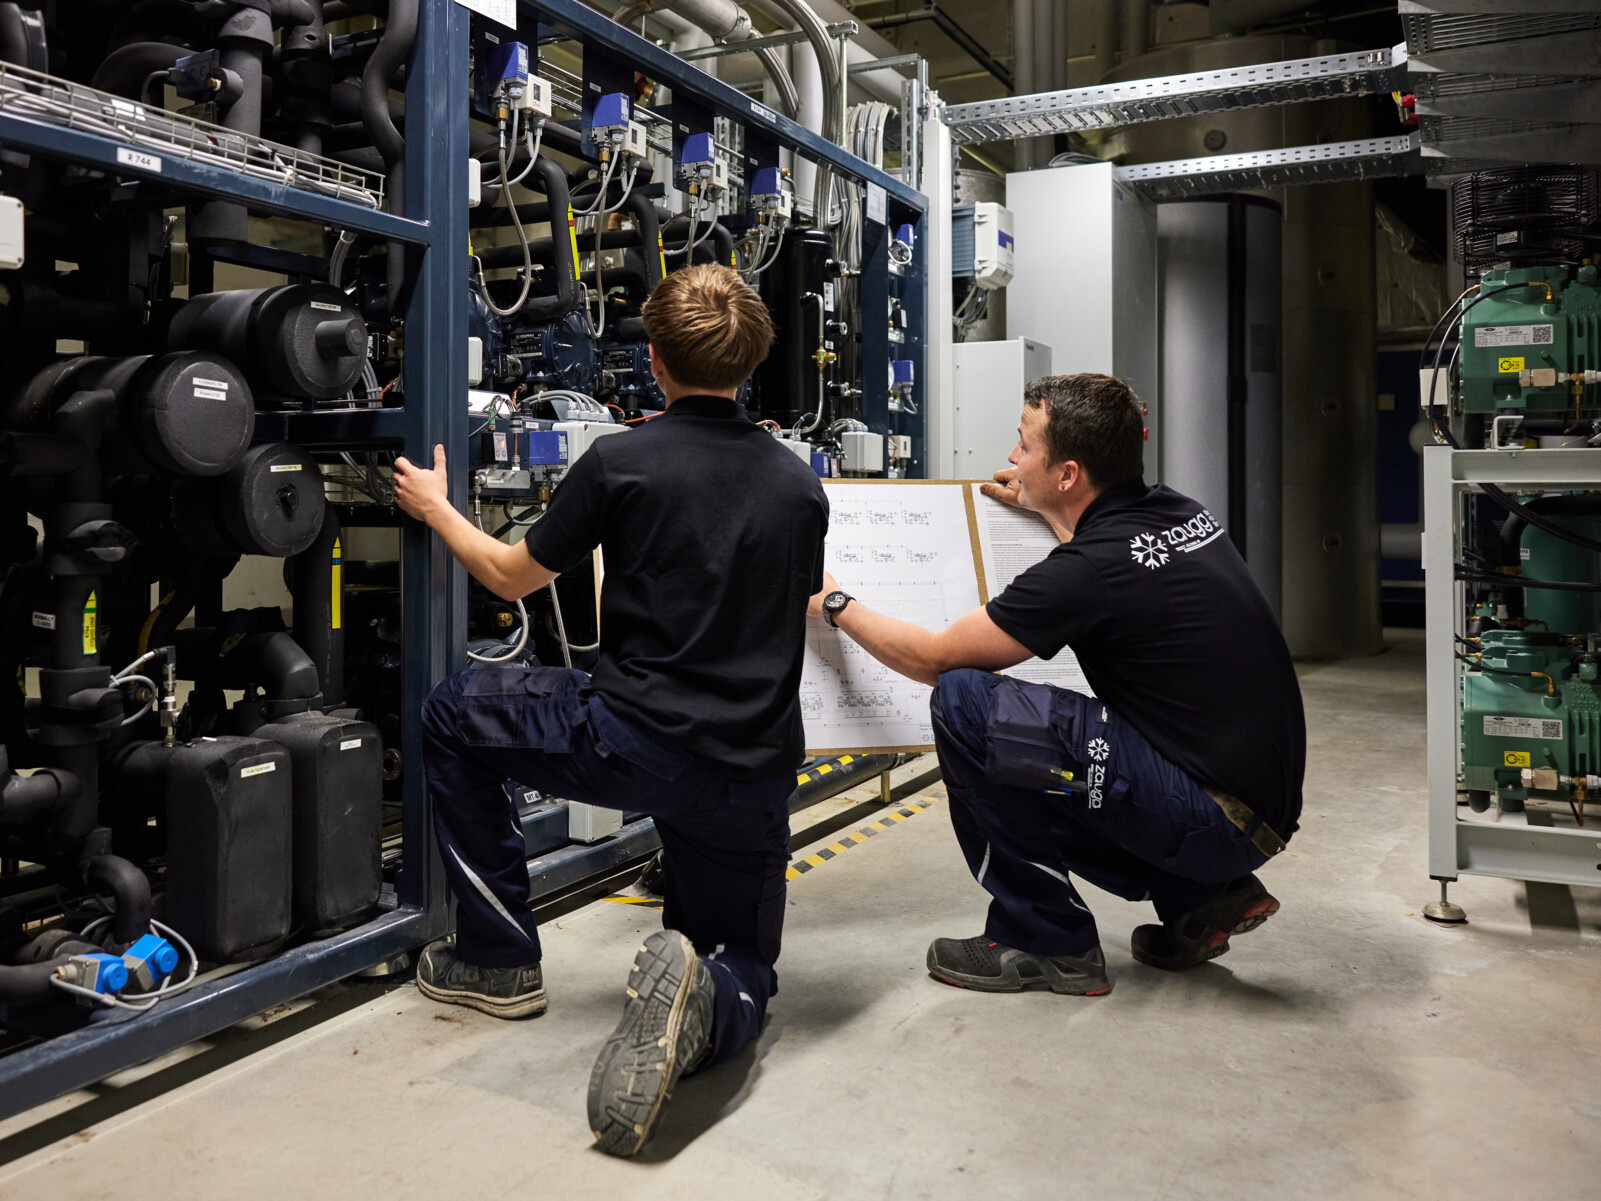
[142,563,202,657]
[0,762,80,826]
[621,188,664,292]
[477,227,644,271]
[512,156,579,321]
[0,3,29,71]
[0,959,72,1005]
[90,41,186,100]
[1457,570,1601,594]
[107,0,214,54]
[1497,494,1601,565]
[82,854,153,947]
[361,0,417,318]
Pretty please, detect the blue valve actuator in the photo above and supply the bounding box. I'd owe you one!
[751,166,784,197]
[680,131,716,168]
[894,223,915,248]
[484,41,528,88]
[122,934,179,992]
[74,953,129,995]
[592,91,630,129]
[891,359,915,387]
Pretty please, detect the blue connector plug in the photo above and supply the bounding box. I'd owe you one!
[67,953,129,996]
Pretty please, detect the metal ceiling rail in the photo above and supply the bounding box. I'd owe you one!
[1112,134,1426,200]
[940,47,1406,146]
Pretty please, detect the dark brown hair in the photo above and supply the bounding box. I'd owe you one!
[640,264,775,390]
[1023,373,1146,488]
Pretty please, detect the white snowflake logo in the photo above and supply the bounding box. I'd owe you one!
[1087,737,1110,763]
[1130,532,1169,569]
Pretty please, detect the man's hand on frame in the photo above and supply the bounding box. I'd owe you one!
[979,465,1023,509]
[393,444,451,524]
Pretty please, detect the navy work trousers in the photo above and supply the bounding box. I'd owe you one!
[421,664,793,1068]
[931,669,1269,957]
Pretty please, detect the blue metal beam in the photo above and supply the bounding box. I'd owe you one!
[0,113,433,245]
[252,408,408,447]
[518,0,927,211]
[0,907,434,1123]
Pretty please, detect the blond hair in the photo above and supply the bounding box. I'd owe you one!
[640,263,774,390]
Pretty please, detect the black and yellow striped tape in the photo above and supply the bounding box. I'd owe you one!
[602,796,940,908]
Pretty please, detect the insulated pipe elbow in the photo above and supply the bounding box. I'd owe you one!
[0,760,81,826]
[81,854,153,948]
[621,189,664,291]
[516,156,580,320]
[0,959,72,1005]
[253,631,322,703]
[90,41,187,100]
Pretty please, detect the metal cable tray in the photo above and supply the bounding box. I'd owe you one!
[0,59,384,210]
[941,47,1405,146]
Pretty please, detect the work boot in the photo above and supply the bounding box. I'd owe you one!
[588,929,715,1158]
[926,935,1112,995]
[1131,874,1280,971]
[416,938,547,1019]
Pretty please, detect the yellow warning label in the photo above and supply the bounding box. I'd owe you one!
[331,536,343,631]
[82,591,96,656]
[657,232,666,282]
[567,206,581,282]
[1499,356,1525,373]
[1504,751,1531,768]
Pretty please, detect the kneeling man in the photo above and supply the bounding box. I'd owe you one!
[810,373,1304,995]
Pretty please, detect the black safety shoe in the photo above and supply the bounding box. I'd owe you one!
[588,930,715,1158]
[926,935,1112,995]
[1131,875,1280,971]
[416,938,547,1019]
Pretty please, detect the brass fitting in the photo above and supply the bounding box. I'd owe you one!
[812,348,837,371]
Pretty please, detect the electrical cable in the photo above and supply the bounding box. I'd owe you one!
[114,674,158,726]
[474,117,535,318]
[466,597,531,664]
[504,120,544,188]
[1457,570,1601,593]
[328,229,357,288]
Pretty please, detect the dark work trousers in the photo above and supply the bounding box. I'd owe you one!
[930,668,1269,957]
[421,664,793,1069]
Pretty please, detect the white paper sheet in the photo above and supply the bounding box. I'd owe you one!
[453,0,516,28]
[802,483,981,751]
[969,485,1095,697]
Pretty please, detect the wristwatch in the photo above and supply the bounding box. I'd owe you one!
[822,590,855,628]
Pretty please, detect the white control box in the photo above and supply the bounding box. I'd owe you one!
[0,196,24,270]
[567,802,622,843]
[467,336,484,385]
[971,201,1014,290]
[841,430,885,473]
[517,75,552,119]
[466,158,481,208]
[555,419,627,462]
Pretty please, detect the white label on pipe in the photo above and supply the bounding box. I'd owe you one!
[193,387,228,401]
[240,761,277,777]
[192,378,230,390]
[115,147,161,174]
[340,738,362,751]
[1474,325,1554,348]
[310,300,343,312]
[269,464,302,473]
[31,612,55,630]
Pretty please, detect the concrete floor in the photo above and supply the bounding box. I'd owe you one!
[2,628,1599,1199]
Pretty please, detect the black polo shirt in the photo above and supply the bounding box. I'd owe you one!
[523,395,828,777]
[986,480,1306,836]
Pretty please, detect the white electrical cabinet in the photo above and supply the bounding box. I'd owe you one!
[946,337,1052,481]
[1003,162,1158,475]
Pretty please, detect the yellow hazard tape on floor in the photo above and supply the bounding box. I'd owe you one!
[601,796,941,908]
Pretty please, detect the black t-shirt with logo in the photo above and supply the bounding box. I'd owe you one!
[986,479,1306,836]
[523,395,829,778]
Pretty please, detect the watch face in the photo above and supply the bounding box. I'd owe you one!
[824,591,847,612]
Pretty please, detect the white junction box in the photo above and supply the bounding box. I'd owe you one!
[841,430,885,473]
[0,196,24,270]
[555,419,627,463]
[952,201,1014,291]
[566,802,622,844]
[949,337,1052,480]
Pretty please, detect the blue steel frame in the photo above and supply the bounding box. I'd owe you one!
[0,0,930,1120]
[0,1,468,1121]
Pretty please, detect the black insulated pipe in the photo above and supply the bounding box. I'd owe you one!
[0,959,71,1005]
[90,41,187,100]
[361,0,418,317]
[191,5,275,246]
[291,509,343,709]
[82,854,153,947]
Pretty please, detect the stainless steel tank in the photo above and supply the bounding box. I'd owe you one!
[1101,36,1381,658]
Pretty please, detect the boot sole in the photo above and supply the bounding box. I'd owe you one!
[1133,895,1281,970]
[588,930,698,1158]
[416,976,547,1019]
[926,946,1112,996]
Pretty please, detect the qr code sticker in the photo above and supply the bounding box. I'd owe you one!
[1533,326,1554,344]
[1543,720,1563,738]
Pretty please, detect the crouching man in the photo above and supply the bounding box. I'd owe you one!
[393,265,827,1154]
[810,373,1304,995]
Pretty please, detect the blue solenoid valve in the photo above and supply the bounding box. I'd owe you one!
[122,933,180,992]
[749,166,791,219]
[891,224,915,266]
[62,953,129,997]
